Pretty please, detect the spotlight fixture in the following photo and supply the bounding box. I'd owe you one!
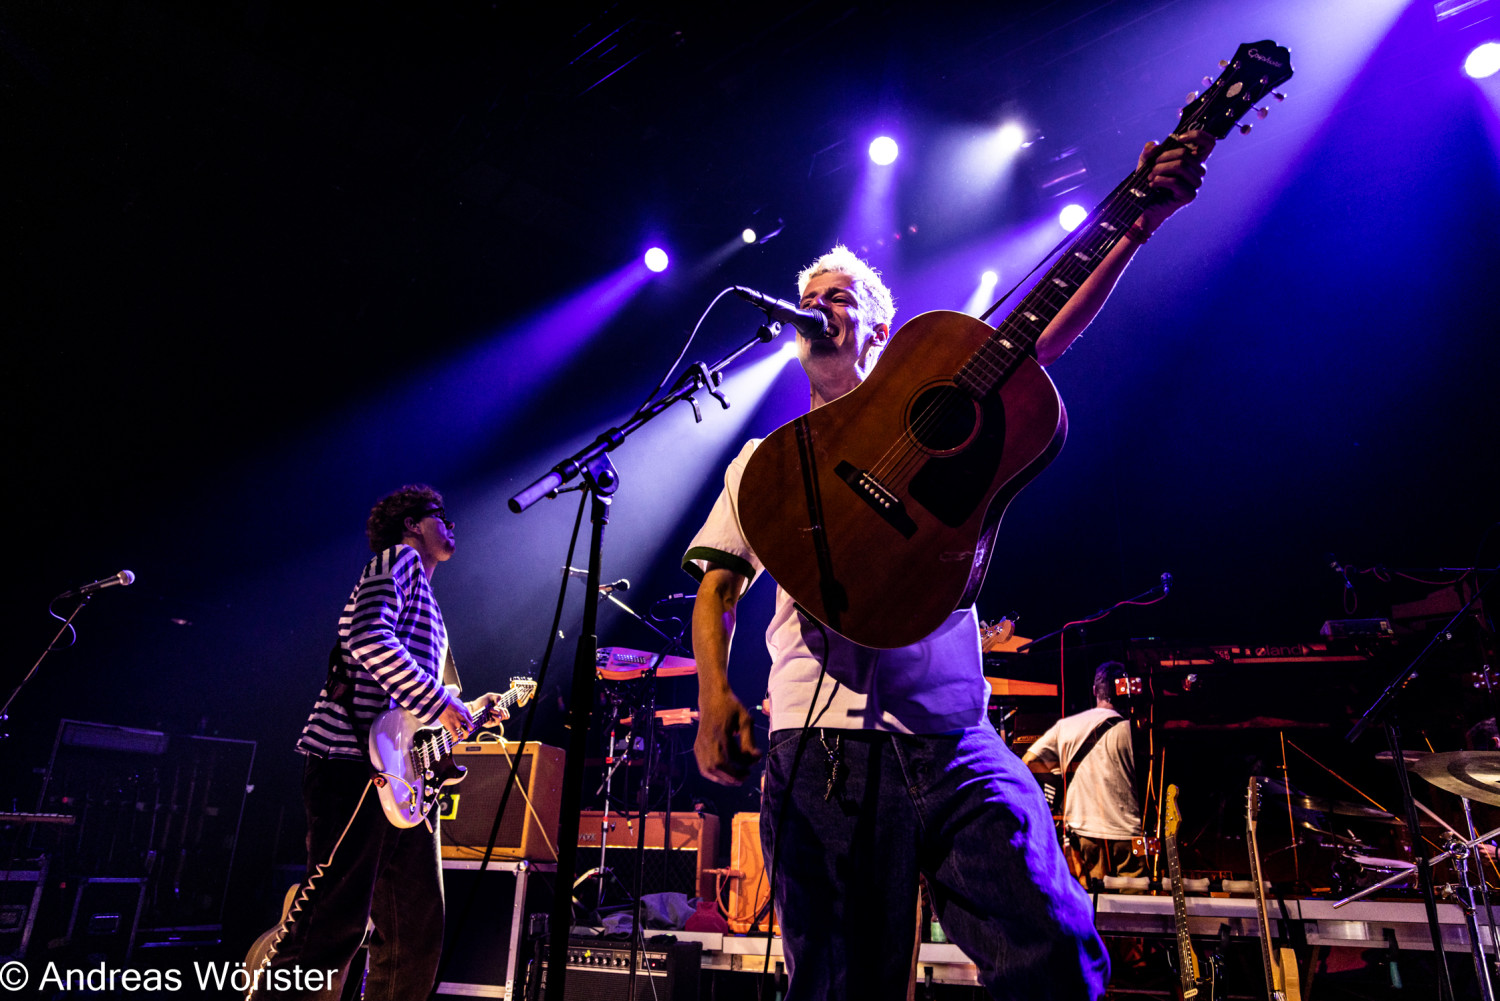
[980,270,998,285]
[1058,204,1088,232]
[996,123,1026,155]
[644,247,669,272]
[868,136,899,166]
[1465,41,1500,78]
[741,228,757,244]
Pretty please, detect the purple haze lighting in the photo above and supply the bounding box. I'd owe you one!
[644,247,669,272]
[1058,204,1088,231]
[1466,42,1500,79]
[869,136,899,165]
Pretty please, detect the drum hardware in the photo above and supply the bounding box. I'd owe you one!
[1410,751,1500,810]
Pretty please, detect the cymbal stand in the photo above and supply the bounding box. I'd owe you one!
[1462,796,1500,980]
[1335,824,1500,1001]
[509,317,783,1001]
[1347,569,1499,1001]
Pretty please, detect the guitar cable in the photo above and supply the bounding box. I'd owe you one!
[245,776,376,1001]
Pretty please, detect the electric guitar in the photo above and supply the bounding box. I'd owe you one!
[738,41,1294,649]
[369,677,537,829]
[1164,784,1212,999]
[1246,777,1302,1000]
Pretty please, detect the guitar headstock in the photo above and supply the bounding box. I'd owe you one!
[1246,775,1263,824]
[1165,783,1182,839]
[1177,40,1294,139]
[510,676,538,707]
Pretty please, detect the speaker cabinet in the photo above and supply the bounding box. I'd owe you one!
[436,861,554,997]
[726,812,776,935]
[532,937,700,1001]
[439,742,564,862]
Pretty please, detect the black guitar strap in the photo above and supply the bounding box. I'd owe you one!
[1061,714,1126,835]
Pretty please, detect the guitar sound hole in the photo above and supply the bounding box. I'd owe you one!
[907,384,980,454]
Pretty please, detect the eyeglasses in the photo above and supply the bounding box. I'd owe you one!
[419,508,454,529]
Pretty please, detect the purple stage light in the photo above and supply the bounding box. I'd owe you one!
[996,123,1026,155]
[644,247,669,272]
[869,136,899,165]
[1466,42,1500,79]
[1058,204,1088,231]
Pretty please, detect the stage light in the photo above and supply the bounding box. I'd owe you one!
[996,123,1026,155]
[1058,204,1088,232]
[742,228,757,244]
[644,247,669,272]
[1465,41,1500,79]
[981,270,998,285]
[869,136,899,166]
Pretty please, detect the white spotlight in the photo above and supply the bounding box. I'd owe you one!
[869,136,899,166]
[980,270,998,285]
[742,228,757,244]
[1465,41,1500,79]
[1058,204,1088,232]
[996,123,1026,155]
[644,247,669,272]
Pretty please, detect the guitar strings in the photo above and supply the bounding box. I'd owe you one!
[861,161,1153,493]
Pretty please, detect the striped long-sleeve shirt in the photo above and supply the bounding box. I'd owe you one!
[297,544,462,759]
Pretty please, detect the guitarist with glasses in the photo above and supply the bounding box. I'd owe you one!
[686,131,1216,1001]
[253,484,508,999]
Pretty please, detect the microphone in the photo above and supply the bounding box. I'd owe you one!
[1326,554,1354,590]
[1159,572,1173,595]
[732,286,831,339]
[563,567,629,593]
[60,570,136,598]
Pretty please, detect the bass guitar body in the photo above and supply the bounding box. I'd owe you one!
[739,309,1067,649]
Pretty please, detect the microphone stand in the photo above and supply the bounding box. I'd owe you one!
[1344,566,1498,1001]
[2,595,95,734]
[510,320,781,1001]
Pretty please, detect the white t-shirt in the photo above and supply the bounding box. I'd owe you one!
[1027,706,1141,840]
[683,440,987,735]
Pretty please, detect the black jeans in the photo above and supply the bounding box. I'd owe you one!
[762,726,1109,1001]
[257,754,445,999]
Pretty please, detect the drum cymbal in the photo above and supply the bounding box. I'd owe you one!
[1410,751,1500,808]
[1374,749,1428,768]
[1263,777,1399,822]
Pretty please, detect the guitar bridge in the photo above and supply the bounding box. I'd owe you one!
[835,461,917,539]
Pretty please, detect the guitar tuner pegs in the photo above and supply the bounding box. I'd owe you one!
[1219,59,1229,67]
[1185,91,1200,104]
[1238,123,1253,135]
[1202,76,1213,88]
[1272,91,1287,102]
[1255,106,1270,119]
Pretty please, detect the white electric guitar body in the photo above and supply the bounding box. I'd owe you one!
[369,677,536,829]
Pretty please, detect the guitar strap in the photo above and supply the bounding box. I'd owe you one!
[1061,714,1126,834]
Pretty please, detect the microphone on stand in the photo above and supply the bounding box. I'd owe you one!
[1159,572,1173,595]
[563,567,630,594]
[1326,554,1354,590]
[732,286,831,339]
[58,570,136,599]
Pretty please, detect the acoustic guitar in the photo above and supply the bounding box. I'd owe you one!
[738,41,1293,648]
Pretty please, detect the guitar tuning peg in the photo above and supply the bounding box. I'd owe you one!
[1272,91,1287,102]
[1254,106,1270,120]
[1237,122,1253,135]
[1202,76,1213,88]
[1219,59,1230,68]
[1185,90,1200,104]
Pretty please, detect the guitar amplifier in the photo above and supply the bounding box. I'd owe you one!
[531,936,700,1001]
[439,741,564,862]
[725,812,777,935]
[577,811,718,899]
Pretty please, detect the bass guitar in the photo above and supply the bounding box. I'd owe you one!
[369,677,537,829]
[1164,784,1214,999]
[738,41,1293,649]
[1246,777,1301,1000]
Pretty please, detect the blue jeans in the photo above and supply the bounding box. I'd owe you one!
[762,726,1108,1001]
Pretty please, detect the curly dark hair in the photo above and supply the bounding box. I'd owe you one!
[366,484,444,552]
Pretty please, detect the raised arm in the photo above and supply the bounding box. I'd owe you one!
[1035,129,1217,367]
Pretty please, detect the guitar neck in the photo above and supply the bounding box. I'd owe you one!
[958,166,1151,397]
[1246,789,1285,1001]
[1164,833,1199,997]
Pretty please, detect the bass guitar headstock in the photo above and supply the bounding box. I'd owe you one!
[1177,40,1294,139]
[510,676,539,707]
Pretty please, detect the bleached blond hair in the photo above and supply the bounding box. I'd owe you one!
[795,244,896,328]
